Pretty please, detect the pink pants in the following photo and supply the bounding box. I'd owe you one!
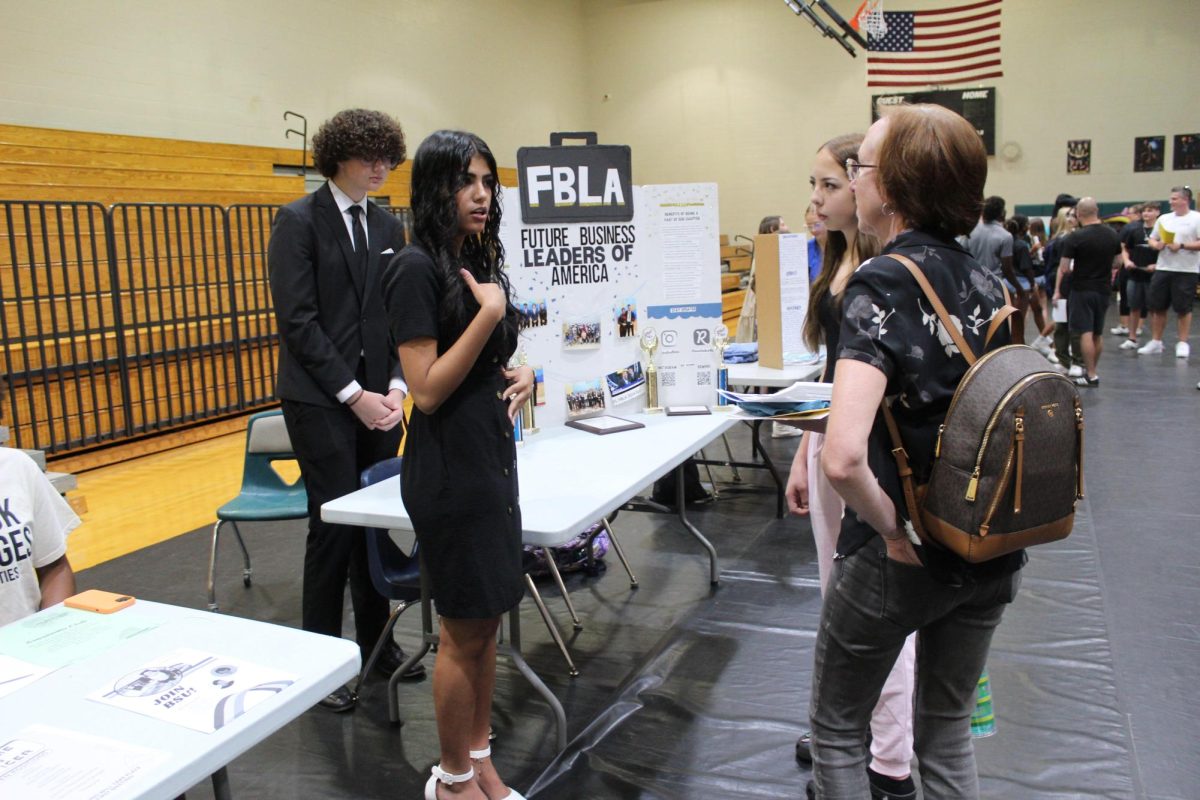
[808,432,916,779]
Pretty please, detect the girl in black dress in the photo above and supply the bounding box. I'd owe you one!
[384,130,533,800]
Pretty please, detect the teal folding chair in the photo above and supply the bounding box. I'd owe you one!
[207,409,308,611]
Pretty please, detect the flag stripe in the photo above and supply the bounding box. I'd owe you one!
[911,34,999,52]
[913,22,999,40]
[865,1,1003,88]
[911,0,1000,16]
[914,9,999,27]
[869,59,1001,76]
[868,71,1004,88]
[869,46,999,64]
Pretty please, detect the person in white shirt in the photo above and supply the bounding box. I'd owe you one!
[1139,186,1200,358]
[0,448,79,628]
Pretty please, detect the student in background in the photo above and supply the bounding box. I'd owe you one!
[1057,197,1122,387]
[1140,186,1200,358]
[1003,214,1045,344]
[1118,202,1159,350]
[268,109,422,713]
[0,448,79,628]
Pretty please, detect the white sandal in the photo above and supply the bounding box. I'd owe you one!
[469,747,526,800]
[424,764,474,800]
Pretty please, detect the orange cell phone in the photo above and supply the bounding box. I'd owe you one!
[63,589,136,614]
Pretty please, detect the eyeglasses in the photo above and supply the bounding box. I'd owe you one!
[845,158,877,182]
[358,157,395,170]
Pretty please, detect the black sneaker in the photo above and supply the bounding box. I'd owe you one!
[868,767,916,800]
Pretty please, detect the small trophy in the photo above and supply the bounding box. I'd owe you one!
[712,323,732,411]
[640,327,663,413]
[517,350,539,435]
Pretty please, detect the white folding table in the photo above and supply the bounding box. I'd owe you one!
[696,361,826,517]
[0,600,358,800]
[320,410,738,749]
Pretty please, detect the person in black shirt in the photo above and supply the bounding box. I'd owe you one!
[384,130,533,800]
[1118,202,1161,349]
[1057,198,1123,386]
[808,104,1022,800]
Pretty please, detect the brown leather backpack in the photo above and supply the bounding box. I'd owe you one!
[883,256,1083,563]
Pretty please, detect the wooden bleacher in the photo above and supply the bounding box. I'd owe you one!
[719,234,752,327]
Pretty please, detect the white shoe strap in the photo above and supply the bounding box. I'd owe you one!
[469,746,492,761]
[432,764,474,785]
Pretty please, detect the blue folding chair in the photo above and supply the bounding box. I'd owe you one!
[207,410,308,611]
[352,456,423,698]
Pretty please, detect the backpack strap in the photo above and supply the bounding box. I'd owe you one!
[888,254,977,365]
[879,399,931,546]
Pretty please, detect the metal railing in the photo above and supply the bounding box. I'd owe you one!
[0,199,406,456]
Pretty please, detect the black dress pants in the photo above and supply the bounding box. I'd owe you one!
[281,398,402,652]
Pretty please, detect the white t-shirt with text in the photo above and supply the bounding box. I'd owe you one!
[0,449,80,627]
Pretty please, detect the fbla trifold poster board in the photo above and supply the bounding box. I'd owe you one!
[499,168,721,429]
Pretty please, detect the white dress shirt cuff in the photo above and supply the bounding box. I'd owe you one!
[388,378,408,396]
[336,381,363,403]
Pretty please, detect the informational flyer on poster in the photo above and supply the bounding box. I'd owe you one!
[88,648,296,733]
[0,724,167,800]
[501,158,721,428]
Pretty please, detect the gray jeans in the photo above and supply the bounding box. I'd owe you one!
[809,546,1021,799]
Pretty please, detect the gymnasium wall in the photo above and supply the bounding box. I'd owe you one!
[0,0,1192,239]
[0,0,590,172]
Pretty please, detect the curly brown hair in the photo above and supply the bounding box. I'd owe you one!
[311,109,406,178]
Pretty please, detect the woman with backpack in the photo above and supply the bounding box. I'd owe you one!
[806,105,1025,800]
[784,135,918,798]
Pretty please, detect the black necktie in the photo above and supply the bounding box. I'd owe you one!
[347,204,368,281]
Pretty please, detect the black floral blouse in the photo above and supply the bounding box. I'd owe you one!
[835,229,1023,580]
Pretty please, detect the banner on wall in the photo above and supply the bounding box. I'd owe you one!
[501,135,720,430]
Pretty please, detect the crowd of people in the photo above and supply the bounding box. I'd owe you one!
[565,384,606,415]
[562,321,601,347]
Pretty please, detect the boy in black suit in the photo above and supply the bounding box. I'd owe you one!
[268,108,423,712]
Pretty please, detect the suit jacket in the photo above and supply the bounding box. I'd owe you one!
[269,183,407,407]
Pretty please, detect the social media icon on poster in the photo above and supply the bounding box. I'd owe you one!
[661,330,678,347]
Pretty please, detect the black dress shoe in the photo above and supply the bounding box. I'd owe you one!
[373,642,426,681]
[318,685,356,713]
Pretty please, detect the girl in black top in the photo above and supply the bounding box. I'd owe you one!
[384,130,533,800]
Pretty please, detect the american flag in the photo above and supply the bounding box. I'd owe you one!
[864,0,1003,88]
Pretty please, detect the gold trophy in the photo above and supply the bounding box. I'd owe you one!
[640,327,663,413]
[712,323,732,411]
[518,350,539,435]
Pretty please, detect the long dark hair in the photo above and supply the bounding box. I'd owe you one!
[410,130,514,349]
[803,134,880,353]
